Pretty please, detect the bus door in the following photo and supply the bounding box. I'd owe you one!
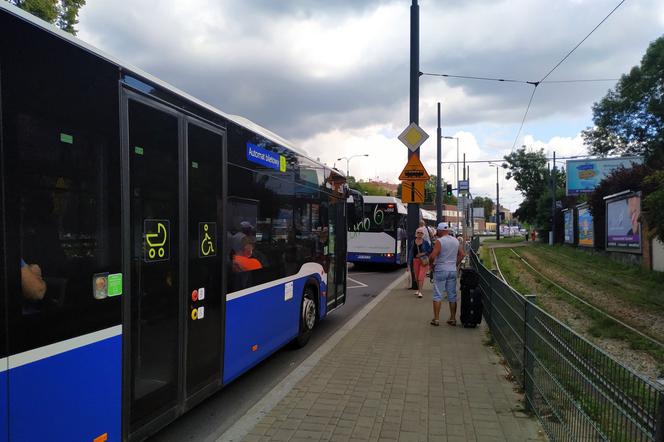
[123,91,225,438]
[325,200,346,311]
[0,147,7,442]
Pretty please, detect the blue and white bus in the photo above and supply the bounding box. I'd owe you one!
[347,196,408,265]
[0,4,355,441]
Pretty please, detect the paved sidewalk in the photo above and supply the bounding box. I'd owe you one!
[241,274,546,442]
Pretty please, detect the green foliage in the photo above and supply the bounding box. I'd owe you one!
[642,170,664,242]
[503,147,548,224]
[6,0,85,34]
[588,164,656,248]
[348,176,398,197]
[472,196,494,221]
[582,35,664,161]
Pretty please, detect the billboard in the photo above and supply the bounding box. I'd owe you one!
[563,209,574,244]
[577,205,594,247]
[566,157,642,195]
[606,194,641,253]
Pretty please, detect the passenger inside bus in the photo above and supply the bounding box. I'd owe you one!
[232,236,262,272]
[20,258,46,301]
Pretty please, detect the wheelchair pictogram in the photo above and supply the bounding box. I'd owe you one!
[199,222,217,258]
[144,219,170,262]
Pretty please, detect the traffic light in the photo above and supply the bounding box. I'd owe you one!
[446,184,453,197]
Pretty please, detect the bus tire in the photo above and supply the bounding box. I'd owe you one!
[294,286,317,348]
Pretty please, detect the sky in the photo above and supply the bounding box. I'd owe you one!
[77,0,664,211]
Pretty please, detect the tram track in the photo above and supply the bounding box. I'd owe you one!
[508,248,664,351]
[484,245,663,434]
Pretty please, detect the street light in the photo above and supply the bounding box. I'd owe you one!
[443,136,460,233]
[336,154,369,178]
[489,163,501,240]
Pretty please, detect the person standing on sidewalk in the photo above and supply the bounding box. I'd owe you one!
[428,222,465,326]
[409,227,432,298]
[418,219,432,245]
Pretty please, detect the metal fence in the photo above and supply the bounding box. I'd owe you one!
[470,240,664,441]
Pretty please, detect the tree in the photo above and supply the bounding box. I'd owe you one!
[588,164,656,248]
[7,0,86,35]
[472,196,494,221]
[503,147,548,223]
[642,170,664,243]
[582,35,664,163]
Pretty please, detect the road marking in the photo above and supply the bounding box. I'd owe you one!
[217,271,408,442]
[346,276,368,289]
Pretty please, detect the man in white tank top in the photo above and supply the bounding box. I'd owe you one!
[427,222,465,326]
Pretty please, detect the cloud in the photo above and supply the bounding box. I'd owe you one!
[76,0,664,211]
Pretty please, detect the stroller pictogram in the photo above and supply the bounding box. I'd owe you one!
[145,220,169,261]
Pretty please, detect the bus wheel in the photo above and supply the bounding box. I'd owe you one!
[295,287,317,348]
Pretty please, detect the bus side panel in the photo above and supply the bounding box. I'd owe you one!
[223,276,313,384]
[8,334,121,441]
[0,371,6,442]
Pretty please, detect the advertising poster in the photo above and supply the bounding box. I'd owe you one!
[563,210,573,244]
[577,206,594,247]
[606,194,641,252]
[566,157,642,195]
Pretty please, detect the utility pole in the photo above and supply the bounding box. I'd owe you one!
[436,102,442,223]
[407,0,420,289]
[496,165,500,241]
[551,151,556,245]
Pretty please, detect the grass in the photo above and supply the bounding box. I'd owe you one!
[492,246,664,376]
[479,246,493,269]
[492,248,532,295]
[524,244,664,312]
[483,236,528,245]
[486,245,664,441]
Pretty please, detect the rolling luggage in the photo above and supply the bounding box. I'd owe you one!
[459,268,482,328]
[460,286,483,328]
[460,267,479,290]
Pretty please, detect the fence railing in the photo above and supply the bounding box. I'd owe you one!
[470,241,664,442]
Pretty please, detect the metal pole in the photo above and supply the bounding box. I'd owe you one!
[496,166,501,241]
[436,102,442,223]
[551,151,556,245]
[407,0,420,289]
[346,158,350,177]
[456,137,459,234]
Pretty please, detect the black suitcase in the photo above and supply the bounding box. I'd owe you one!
[460,267,480,290]
[460,286,483,328]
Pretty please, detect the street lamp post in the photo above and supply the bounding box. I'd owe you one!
[443,136,460,233]
[490,163,500,240]
[336,154,369,178]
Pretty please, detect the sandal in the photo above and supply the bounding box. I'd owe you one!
[430,319,440,326]
[446,320,456,326]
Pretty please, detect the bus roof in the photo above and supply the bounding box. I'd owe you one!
[361,196,407,214]
[420,209,436,221]
[0,2,330,170]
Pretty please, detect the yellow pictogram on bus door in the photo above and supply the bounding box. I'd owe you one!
[144,219,170,262]
[199,222,217,258]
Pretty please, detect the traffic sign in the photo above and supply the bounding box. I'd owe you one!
[401,180,425,203]
[398,122,429,152]
[458,179,469,193]
[398,154,430,182]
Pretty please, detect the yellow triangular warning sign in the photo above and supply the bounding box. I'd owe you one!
[398,154,430,181]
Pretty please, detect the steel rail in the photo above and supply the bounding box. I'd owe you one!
[509,248,664,350]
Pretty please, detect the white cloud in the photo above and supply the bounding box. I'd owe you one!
[75,0,663,212]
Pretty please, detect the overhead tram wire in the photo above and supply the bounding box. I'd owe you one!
[422,0,628,154]
[509,0,627,150]
[419,72,619,84]
[440,155,586,165]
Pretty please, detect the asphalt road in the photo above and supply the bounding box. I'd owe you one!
[150,264,404,442]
